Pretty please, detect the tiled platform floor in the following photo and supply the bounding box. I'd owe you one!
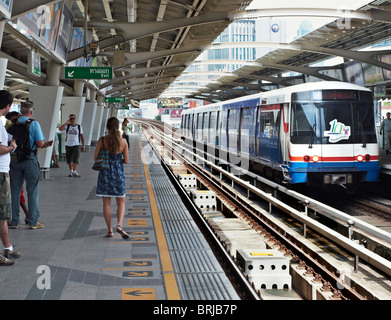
[0,133,239,301]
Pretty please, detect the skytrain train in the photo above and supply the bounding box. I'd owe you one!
[180,81,380,189]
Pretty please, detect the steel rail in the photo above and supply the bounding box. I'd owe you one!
[139,120,391,278]
[140,125,261,300]
[143,124,362,299]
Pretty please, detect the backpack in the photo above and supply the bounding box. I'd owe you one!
[7,118,35,161]
[65,123,81,143]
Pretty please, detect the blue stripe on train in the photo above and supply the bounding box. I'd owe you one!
[288,161,380,183]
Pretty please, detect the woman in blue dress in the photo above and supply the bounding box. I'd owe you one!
[94,117,129,239]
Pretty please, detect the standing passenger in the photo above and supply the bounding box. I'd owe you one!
[0,90,20,265]
[95,117,129,239]
[121,118,131,148]
[59,114,85,177]
[380,112,391,155]
[5,111,29,225]
[9,100,53,229]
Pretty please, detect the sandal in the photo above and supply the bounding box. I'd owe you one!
[116,225,129,239]
[105,231,113,237]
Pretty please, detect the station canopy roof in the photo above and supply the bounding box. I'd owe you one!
[0,0,391,104]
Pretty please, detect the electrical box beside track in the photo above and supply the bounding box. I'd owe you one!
[189,190,217,211]
[178,174,197,189]
[236,249,292,290]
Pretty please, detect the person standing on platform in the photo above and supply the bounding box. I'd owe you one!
[121,118,131,148]
[51,128,60,168]
[5,111,29,225]
[59,114,85,177]
[95,117,129,239]
[0,90,21,265]
[8,100,53,230]
[380,112,391,155]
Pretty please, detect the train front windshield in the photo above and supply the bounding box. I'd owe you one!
[290,90,376,145]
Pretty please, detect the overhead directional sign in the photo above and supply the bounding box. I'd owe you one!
[105,97,126,103]
[64,66,113,80]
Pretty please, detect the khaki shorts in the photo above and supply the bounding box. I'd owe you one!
[0,172,11,221]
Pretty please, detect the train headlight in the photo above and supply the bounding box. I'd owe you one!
[365,154,371,161]
[312,155,319,163]
[357,155,363,162]
[304,155,310,162]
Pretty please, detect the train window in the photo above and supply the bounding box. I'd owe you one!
[353,102,377,144]
[221,110,228,148]
[242,107,256,134]
[190,114,194,137]
[228,109,240,151]
[260,112,274,136]
[203,112,209,142]
[182,115,187,135]
[241,107,256,154]
[196,113,203,140]
[275,111,281,137]
[291,103,320,144]
[216,111,221,146]
[209,111,217,143]
[321,103,352,144]
[291,99,377,145]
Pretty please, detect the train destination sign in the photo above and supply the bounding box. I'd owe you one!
[65,67,113,80]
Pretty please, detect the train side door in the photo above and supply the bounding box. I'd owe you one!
[275,109,281,163]
[280,103,290,164]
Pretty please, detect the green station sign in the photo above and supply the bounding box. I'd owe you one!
[105,97,126,103]
[64,67,113,80]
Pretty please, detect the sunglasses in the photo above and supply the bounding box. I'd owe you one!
[70,118,76,120]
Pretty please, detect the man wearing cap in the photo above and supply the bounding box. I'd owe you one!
[5,111,20,130]
[9,100,52,229]
[0,90,20,265]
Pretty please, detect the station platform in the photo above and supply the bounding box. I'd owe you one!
[0,133,240,301]
[380,148,391,176]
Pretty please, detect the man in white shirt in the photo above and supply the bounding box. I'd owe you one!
[59,114,85,177]
[0,90,20,265]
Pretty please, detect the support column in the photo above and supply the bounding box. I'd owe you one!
[46,61,62,86]
[73,80,85,97]
[82,98,97,149]
[0,22,7,90]
[29,86,64,174]
[92,95,105,144]
[0,58,7,90]
[100,105,110,136]
[28,62,64,178]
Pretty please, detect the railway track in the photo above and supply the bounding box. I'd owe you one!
[135,118,391,300]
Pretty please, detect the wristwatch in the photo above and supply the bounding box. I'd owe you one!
[10,145,15,153]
